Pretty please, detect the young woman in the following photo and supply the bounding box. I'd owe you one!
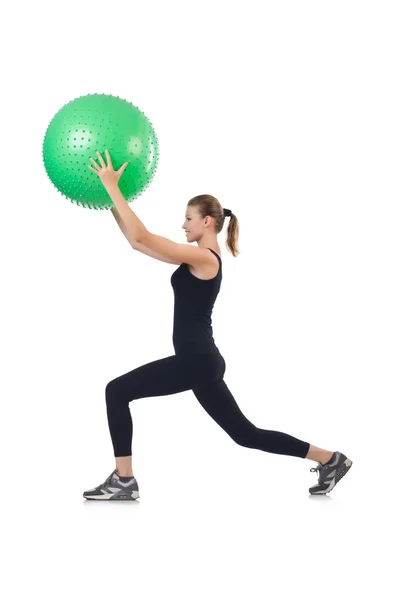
[83,150,353,500]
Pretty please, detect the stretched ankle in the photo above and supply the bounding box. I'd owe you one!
[320,451,335,466]
[116,470,134,478]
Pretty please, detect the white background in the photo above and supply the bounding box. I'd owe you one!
[1,0,395,598]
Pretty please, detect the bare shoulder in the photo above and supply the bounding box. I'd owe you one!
[188,248,221,280]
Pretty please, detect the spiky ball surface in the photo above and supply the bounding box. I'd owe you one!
[43,94,159,209]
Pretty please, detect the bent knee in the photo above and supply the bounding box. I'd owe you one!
[105,380,117,395]
[230,426,258,447]
[105,379,125,403]
[105,378,136,406]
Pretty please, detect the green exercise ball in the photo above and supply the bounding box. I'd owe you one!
[42,93,159,209]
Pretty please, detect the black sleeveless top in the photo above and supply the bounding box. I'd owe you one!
[170,248,222,355]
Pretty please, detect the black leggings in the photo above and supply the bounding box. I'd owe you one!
[105,351,310,459]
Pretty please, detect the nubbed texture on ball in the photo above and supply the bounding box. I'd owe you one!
[42,93,160,209]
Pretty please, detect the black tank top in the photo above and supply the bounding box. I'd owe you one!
[170,248,222,355]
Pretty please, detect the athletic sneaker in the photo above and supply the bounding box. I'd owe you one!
[83,469,140,501]
[309,451,353,495]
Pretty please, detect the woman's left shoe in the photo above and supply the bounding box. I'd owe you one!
[309,451,353,495]
[83,469,140,501]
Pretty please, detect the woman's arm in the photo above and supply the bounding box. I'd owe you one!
[111,208,175,263]
[111,207,136,249]
[111,207,213,267]
[107,183,148,243]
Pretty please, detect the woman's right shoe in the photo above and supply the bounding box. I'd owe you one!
[309,451,353,495]
[83,469,140,501]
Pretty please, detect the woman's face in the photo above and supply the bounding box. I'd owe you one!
[182,206,205,243]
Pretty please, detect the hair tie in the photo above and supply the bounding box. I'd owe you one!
[223,208,233,217]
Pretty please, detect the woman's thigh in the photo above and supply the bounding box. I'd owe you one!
[106,352,225,402]
[192,378,256,442]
